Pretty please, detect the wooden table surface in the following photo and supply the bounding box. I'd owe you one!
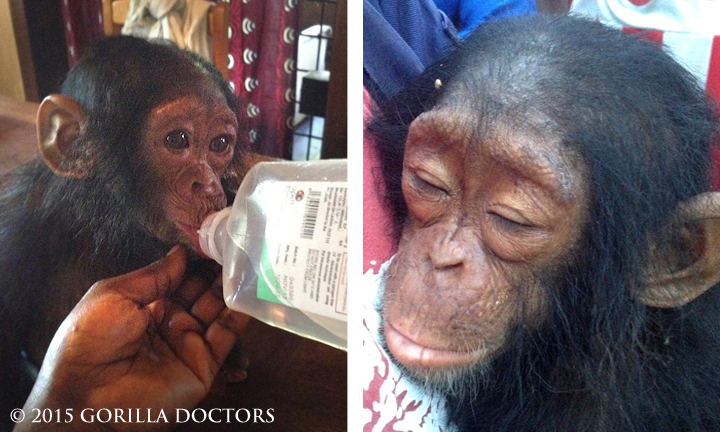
[0,94,348,431]
[184,320,348,432]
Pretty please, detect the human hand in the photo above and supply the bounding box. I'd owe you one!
[15,246,251,431]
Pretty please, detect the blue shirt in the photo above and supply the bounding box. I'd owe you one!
[363,0,459,102]
[434,0,537,37]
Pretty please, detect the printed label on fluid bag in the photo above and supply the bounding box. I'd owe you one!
[256,181,347,321]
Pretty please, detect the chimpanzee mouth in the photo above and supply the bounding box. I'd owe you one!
[383,320,490,370]
[176,222,210,259]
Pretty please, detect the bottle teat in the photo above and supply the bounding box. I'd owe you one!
[198,207,232,265]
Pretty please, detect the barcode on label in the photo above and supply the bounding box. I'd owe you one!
[300,190,322,240]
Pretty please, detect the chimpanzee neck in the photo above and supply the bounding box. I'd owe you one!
[16,161,171,278]
[444,305,720,432]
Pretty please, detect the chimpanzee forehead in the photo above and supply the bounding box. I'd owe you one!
[144,87,238,141]
[156,72,229,107]
[148,94,236,126]
[405,107,585,205]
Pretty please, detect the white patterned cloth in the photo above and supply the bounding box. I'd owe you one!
[360,260,454,432]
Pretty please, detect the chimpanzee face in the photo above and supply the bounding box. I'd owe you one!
[381,104,589,382]
[136,80,238,256]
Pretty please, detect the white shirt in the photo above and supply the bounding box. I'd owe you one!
[570,0,720,92]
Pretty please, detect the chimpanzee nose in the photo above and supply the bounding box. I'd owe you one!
[191,163,223,197]
[428,226,474,270]
[430,243,465,270]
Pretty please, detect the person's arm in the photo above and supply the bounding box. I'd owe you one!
[15,246,251,431]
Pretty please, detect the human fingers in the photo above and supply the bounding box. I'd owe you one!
[158,302,217,387]
[172,273,211,310]
[203,310,253,372]
[159,307,250,385]
[87,245,188,306]
[188,274,226,328]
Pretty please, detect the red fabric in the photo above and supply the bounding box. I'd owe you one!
[709,36,720,190]
[61,0,104,68]
[708,36,720,104]
[228,1,299,157]
[363,88,396,274]
[622,26,663,44]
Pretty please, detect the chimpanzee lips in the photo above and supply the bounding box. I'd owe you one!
[176,222,211,259]
[383,320,489,370]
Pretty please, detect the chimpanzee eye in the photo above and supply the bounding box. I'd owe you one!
[488,210,534,232]
[411,172,448,197]
[165,130,189,149]
[210,135,233,153]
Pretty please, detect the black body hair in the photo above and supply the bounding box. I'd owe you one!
[0,36,242,425]
[369,15,720,431]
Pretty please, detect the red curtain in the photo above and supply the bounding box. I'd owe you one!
[61,0,104,68]
[61,0,299,159]
[228,0,300,158]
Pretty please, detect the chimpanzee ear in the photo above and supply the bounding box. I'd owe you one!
[36,94,89,178]
[640,192,720,308]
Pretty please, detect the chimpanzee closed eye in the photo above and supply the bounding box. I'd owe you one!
[368,15,720,432]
